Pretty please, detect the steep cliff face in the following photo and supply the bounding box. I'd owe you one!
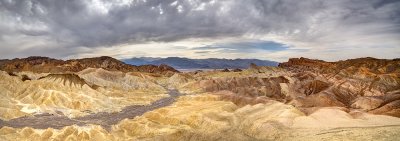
[0,56,178,75]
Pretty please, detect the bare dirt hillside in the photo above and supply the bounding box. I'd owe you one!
[1,56,400,141]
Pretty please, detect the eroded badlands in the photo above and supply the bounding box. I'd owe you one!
[1,56,400,141]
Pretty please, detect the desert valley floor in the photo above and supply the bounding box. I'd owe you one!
[0,56,400,141]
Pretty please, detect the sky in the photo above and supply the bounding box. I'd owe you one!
[0,0,399,62]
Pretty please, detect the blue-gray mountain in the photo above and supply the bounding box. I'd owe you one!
[123,57,278,69]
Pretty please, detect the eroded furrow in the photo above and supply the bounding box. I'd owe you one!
[0,89,181,130]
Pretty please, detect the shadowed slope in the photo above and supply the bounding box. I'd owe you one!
[38,74,98,89]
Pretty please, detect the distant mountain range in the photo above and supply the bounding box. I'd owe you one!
[122,57,279,69]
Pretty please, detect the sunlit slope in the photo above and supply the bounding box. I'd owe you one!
[2,94,400,141]
[0,69,168,120]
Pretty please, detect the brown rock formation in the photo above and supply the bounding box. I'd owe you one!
[279,57,400,75]
[198,76,290,103]
[0,56,179,75]
[137,64,177,76]
[279,57,400,117]
[278,57,334,72]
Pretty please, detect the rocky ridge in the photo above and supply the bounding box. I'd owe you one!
[0,56,178,75]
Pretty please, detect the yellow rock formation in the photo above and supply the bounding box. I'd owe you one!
[2,94,400,141]
[0,69,167,120]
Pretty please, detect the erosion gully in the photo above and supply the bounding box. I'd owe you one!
[0,89,181,131]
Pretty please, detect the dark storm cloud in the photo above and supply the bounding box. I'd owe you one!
[0,0,327,47]
[0,0,399,59]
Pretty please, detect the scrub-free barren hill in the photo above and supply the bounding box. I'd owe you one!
[1,56,400,141]
[0,56,178,75]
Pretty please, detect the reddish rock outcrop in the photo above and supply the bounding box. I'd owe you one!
[279,57,400,117]
[278,57,334,72]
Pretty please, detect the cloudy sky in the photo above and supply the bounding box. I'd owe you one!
[0,0,399,62]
